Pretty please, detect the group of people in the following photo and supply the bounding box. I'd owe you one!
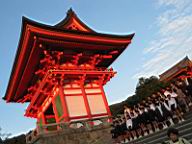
[111,78,192,144]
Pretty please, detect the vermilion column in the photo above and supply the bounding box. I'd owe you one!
[52,97,60,123]
[59,85,69,122]
[80,80,92,120]
[99,83,112,117]
[41,112,46,124]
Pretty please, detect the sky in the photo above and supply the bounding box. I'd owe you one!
[0,0,192,137]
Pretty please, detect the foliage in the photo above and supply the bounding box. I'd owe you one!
[0,127,26,144]
[134,76,168,102]
[110,76,169,116]
[2,134,26,144]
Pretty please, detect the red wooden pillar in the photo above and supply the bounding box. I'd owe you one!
[59,85,69,122]
[41,112,47,133]
[99,83,112,118]
[52,97,60,123]
[80,76,93,125]
[41,112,46,124]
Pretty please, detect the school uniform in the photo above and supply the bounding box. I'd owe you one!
[161,102,172,118]
[164,91,171,97]
[155,103,165,122]
[115,124,122,137]
[150,103,156,111]
[147,108,156,122]
[138,110,146,124]
[120,121,127,134]
[126,118,133,130]
[168,97,177,111]
[130,112,139,130]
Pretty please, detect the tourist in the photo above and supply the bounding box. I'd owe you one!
[167,94,184,122]
[166,128,191,144]
[123,105,130,119]
[186,78,192,103]
[137,106,148,136]
[147,100,159,131]
[142,104,154,134]
[160,98,174,126]
[111,80,192,143]
[176,79,192,106]
[125,112,133,141]
[130,109,139,139]
[154,99,167,129]
[164,87,172,97]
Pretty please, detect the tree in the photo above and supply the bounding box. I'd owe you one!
[135,76,168,102]
[110,76,169,116]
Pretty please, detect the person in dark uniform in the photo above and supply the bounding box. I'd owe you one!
[148,100,160,131]
[125,113,133,141]
[143,103,154,134]
[138,106,148,136]
[130,109,139,140]
[111,120,120,143]
[155,99,166,129]
[160,98,174,126]
[186,78,192,105]
[134,109,143,138]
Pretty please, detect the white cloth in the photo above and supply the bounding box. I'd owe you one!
[156,104,163,116]
[164,90,171,97]
[126,119,133,129]
[168,97,177,108]
[150,104,156,111]
[170,92,178,98]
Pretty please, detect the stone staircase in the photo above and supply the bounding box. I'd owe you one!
[128,112,192,144]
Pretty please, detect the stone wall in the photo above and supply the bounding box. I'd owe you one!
[32,124,112,144]
[27,118,113,144]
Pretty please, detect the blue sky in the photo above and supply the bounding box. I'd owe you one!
[0,0,192,136]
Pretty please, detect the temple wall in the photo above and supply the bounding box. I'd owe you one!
[27,122,112,144]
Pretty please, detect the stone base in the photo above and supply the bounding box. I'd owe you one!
[30,124,113,144]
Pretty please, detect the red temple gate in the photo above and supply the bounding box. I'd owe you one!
[4,9,134,127]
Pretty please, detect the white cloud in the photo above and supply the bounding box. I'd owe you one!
[134,0,192,79]
[158,0,191,9]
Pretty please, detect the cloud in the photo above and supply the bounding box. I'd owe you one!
[158,0,191,9]
[134,0,192,79]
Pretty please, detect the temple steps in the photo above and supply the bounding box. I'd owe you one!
[127,111,192,144]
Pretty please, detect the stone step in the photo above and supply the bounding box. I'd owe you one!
[125,132,192,144]
[184,111,192,119]
[132,119,192,143]
[145,127,192,144]
[134,126,192,144]
[153,133,192,144]
[156,139,192,144]
[134,123,192,144]
[128,111,192,144]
